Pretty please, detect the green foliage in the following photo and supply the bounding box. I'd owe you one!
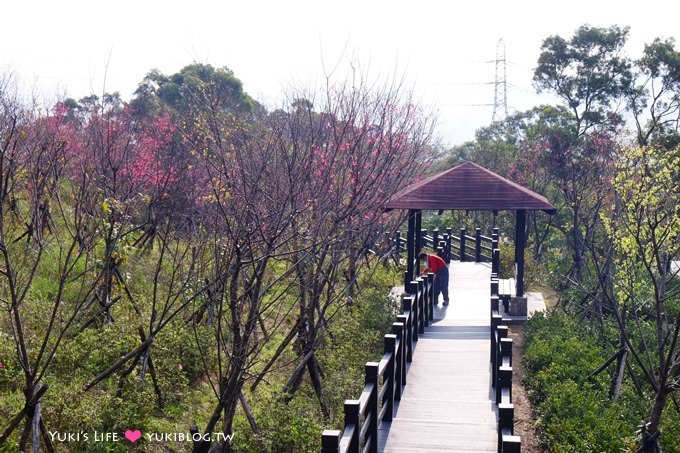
[356,265,402,331]
[524,312,603,401]
[523,311,648,451]
[233,391,324,453]
[52,324,138,377]
[0,331,21,393]
[318,264,401,424]
[498,245,545,292]
[133,64,255,118]
[537,380,634,452]
[534,24,632,134]
[659,411,680,453]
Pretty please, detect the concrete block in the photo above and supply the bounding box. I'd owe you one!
[509,296,527,317]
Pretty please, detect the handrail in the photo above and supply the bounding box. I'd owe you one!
[322,274,435,453]
[490,271,522,452]
[422,227,498,264]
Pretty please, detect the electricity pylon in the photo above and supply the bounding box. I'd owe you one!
[492,38,508,123]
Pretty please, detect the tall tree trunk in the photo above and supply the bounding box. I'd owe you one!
[641,385,667,452]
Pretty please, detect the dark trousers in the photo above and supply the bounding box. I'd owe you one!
[434,266,449,302]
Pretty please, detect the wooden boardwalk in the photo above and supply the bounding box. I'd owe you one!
[378,261,497,452]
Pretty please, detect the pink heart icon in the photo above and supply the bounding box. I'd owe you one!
[125,430,142,443]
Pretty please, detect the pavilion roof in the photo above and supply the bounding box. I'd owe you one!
[386,161,557,214]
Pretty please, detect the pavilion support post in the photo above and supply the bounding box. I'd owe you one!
[406,209,417,290]
[415,210,422,274]
[515,210,526,297]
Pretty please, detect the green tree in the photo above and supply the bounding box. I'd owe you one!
[132,64,257,119]
[629,37,680,147]
[603,145,680,451]
[534,24,632,137]
[531,25,631,286]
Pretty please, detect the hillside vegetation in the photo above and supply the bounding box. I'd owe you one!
[2,22,680,453]
[0,65,435,452]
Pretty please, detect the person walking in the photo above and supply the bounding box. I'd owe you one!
[418,252,450,306]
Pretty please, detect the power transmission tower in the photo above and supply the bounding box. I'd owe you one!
[492,38,508,123]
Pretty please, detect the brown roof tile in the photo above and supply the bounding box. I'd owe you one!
[386,161,556,213]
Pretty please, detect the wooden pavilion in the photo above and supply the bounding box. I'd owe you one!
[386,161,557,299]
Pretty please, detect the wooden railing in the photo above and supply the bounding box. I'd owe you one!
[322,274,435,453]
[450,227,498,263]
[324,227,516,452]
[419,227,453,262]
[409,226,497,283]
[490,249,522,453]
[416,226,499,263]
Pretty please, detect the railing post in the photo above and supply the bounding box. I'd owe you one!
[502,336,513,367]
[497,365,513,405]
[491,295,500,318]
[498,404,517,453]
[427,272,435,321]
[396,315,409,382]
[498,403,515,439]
[459,228,466,262]
[501,435,521,453]
[392,321,405,397]
[403,269,409,294]
[344,400,360,453]
[445,227,452,262]
[491,313,503,364]
[491,279,499,298]
[402,295,414,361]
[492,248,500,276]
[383,334,397,422]
[365,362,379,453]
[391,231,403,264]
[497,338,513,404]
[475,227,482,262]
[322,430,341,453]
[421,276,428,328]
[416,278,425,334]
[432,229,439,253]
[410,282,420,340]
[493,325,508,383]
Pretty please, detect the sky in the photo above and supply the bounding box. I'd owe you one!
[2,0,679,147]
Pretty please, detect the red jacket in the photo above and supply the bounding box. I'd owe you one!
[422,254,447,274]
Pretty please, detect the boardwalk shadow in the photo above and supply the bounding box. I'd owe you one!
[421,325,489,340]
